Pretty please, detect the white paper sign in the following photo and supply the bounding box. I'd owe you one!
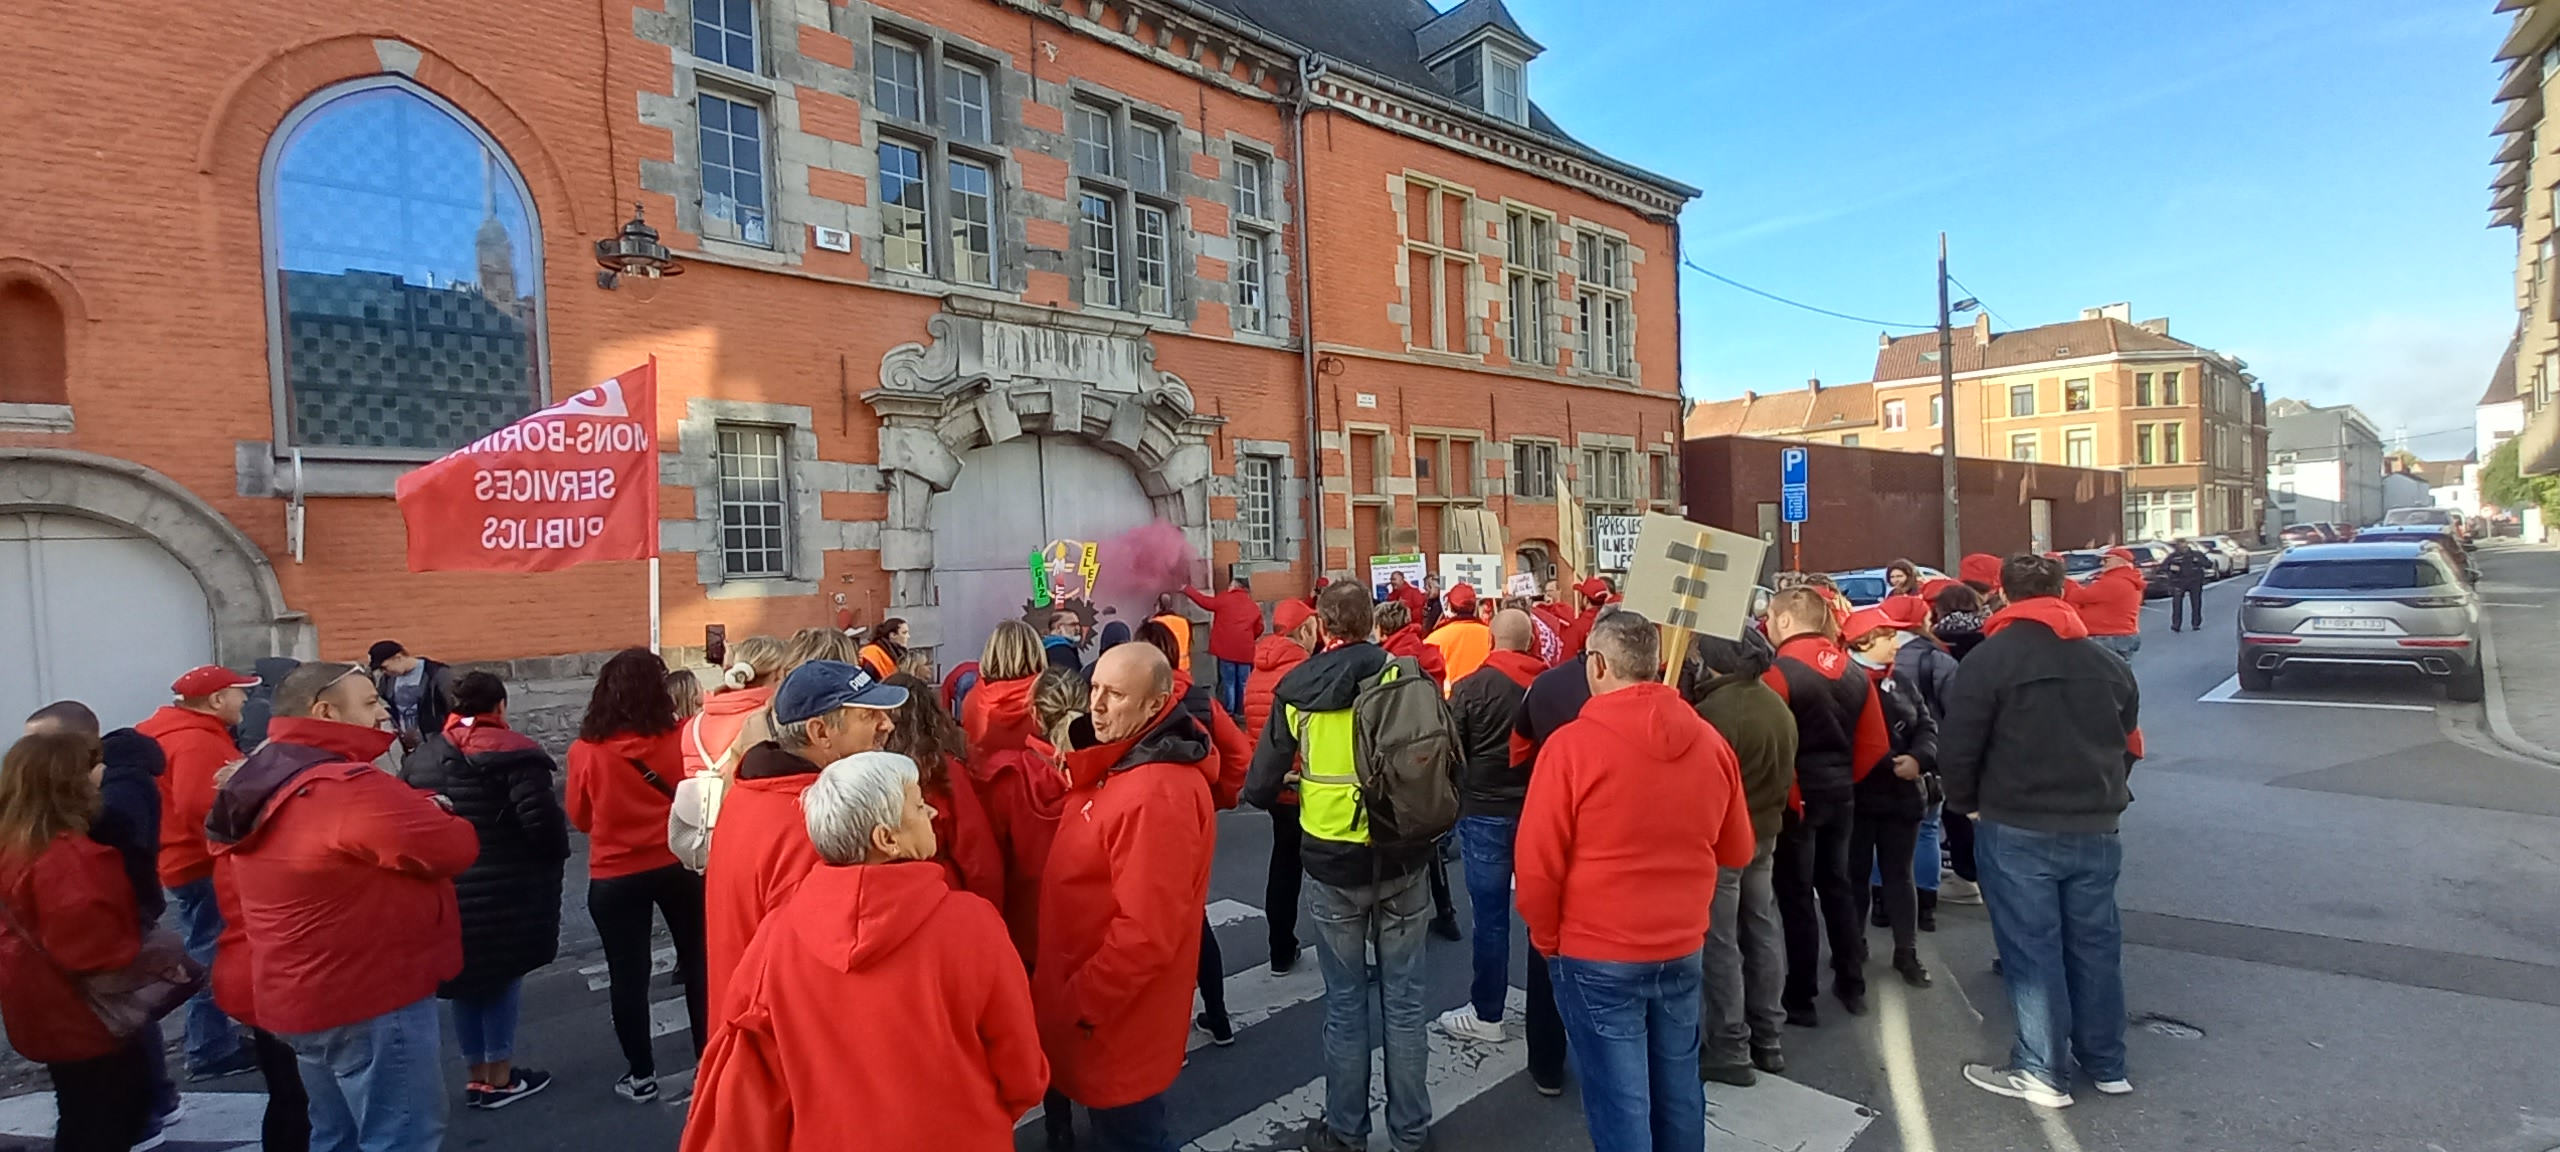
[1592,515,1643,571]
[1438,553,1501,594]
[1367,553,1427,592]
[1507,572,1540,598]
[1621,513,1770,641]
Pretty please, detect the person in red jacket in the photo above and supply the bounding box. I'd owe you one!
[1245,599,1318,973]
[2067,547,2147,660]
[962,622,1064,968]
[704,660,904,1025]
[207,661,478,1152]
[135,664,260,1081]
[882,674,1006,908]
[207,848,313,1150]
[682,751,1047,1152]
[1385,570,1430,625]
[1375,599,1448,686]
[566,648,707,1104]
[0,729,151,1152]
[1184,573,1266,718]
[1560,576,1617,656]
[1761,588,1890,1024]
[1134,619,1251,1045]
[1035,644,1216,1151]
[1517,611,1755,1152]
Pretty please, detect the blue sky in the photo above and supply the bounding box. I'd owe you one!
[1504,0,2516,460]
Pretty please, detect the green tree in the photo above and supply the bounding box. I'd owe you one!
[2481,436,2559,520]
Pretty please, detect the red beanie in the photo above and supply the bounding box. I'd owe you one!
[1960,553,2003,590]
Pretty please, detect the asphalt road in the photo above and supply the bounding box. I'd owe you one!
[12,559,2560,1151]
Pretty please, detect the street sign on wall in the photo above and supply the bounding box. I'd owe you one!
[1781,446,1810,524]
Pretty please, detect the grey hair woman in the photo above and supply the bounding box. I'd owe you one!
[800,751,938,866]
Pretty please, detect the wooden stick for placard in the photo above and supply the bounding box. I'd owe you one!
[1659,619,1693,687]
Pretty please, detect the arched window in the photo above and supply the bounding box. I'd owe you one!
[263,77,545,453]
[0,280,68,406]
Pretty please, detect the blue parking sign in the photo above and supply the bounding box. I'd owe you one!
[1780,447,1809,523]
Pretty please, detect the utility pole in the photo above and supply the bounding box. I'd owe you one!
[1938,233,1962,571]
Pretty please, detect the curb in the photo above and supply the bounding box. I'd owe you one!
[2477,600,2560,768]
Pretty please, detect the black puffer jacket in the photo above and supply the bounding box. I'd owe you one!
[1852,667,1937,823]
[1448,651,1545,819]
[403,719,569,998]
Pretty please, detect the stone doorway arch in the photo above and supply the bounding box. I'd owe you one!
[0,449,308,665]
[864,297,1222,659]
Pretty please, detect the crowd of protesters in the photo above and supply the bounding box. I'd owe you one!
[0,548,2140,1152]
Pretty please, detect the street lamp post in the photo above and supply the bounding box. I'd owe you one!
[1936,233,1978,572]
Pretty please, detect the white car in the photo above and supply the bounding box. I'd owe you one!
[1826,566,1951,607]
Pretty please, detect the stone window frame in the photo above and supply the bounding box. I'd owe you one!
[1394,173,1484,358]
[1501,201,1559,367]
[1211,132,1294,347]
[713,423,792,579]
[673,0,785,255]
[1645,448,1677,511]
[864,13,1012,291]
[1226,438,1304,568]
[256,74,553,463]
[1409,426,1487,505]
[1509,436,1561,503]
[1064,85,1189,320]
[671,399,824,599]
[1575,432,1639,551]
[2009,430,2040,462]
[1569,223,1633,380]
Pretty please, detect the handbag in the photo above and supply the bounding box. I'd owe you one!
[0,899,206,1041]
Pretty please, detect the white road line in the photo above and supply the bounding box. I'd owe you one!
[2480,601,2547,608]
[1184,988,1530,1152]
[2196,674,2435,713]
[1208,898,1261,928]
[651,994,692,1038]
[582,945,678,992]
[0,1090,268,1142]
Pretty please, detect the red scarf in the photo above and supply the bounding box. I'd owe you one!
[1983,596,2090,641]
[1480,648,1547,688]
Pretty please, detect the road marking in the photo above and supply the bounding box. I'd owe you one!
[2480,601,2547,608]
[1184,988,1531,1152]
[2196,674,2435,713]
[652,994,692,1038]
[1208,898,1261,928]
[0,1090,266,1146]
[582,944,678,992]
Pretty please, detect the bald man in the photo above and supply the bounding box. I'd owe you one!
[1435,607,1558,1048]
[1035,640,1217,1148]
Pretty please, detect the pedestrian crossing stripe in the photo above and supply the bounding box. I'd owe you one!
[0,1089,264,1149]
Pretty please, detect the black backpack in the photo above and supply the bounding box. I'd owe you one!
[1350,656,1462,851]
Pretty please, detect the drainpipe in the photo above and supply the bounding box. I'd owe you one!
[1290,54,1329,581]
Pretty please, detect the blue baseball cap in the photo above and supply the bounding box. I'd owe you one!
[771,660,908,724]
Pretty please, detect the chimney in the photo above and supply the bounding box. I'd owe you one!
[2137,317,2170,336]
[1742,390,1757,402]
[1972,311,1992,347]
[1880,331,1893,349]
[1807,377,1822,393]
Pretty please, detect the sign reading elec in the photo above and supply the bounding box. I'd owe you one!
[395,363,662,573]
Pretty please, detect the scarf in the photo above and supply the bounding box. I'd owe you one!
[1982,595,2090,641]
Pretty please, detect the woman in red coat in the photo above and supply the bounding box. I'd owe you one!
[0,730,149,1152]
[962,621,1066,964]
[884,674,1005,907]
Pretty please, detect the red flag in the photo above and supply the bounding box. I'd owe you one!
[395,362,660,573]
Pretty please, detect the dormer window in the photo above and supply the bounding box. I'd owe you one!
[1485,48,1525,124]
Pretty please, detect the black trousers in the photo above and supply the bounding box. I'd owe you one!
[48,1041,151,1152]
[1429,835,1455,924]
[1774,794,1861,1009]
[1196,912,1227,1021]
[1523,943,1566,1088]
[252,1028,311,1151]
[2172,583,2205,630]
[1266,804,1304,965]
[587,863,709,1077]
[1849,809,1922,985]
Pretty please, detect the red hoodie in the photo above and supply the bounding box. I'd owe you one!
[682,861,1047,1152]
[704,744,825,1024]
[970,738,1068,966]
[1184,586,1265,664]
[1380,624,1448,686]
[137,705,241,888]
[1516,683,1754,963]
[209,717,478,1034]
[0,833,139,1062]
[2066,564,2145,637]
[567,729,684,879]
[1034,697,1216,1109]
[963,676,1042,764]
[1243,634,1309,748]
[926,757,1006,909]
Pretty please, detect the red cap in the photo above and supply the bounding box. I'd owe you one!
[2106,546,2138,563]
[1274,600,1316,633]
[171,665,258,698]
[1959,553,2004,589]
[1918,576,1959,600]
[1446,583,1478,612]
[1574,577,1612,601]
[1842,606,1900,642]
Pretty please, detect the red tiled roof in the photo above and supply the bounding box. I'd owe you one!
[1802,382,1875,430]
[1870,317,2203,383]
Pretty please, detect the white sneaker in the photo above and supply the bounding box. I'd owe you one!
[1434,1004,1506,1044]
[1938,875,1983,905]
[1964,1063,2073,1108]
[2092,1077,2132,1096]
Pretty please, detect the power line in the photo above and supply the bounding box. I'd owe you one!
[1944,273,2011,331]
[1679,256,1933,330]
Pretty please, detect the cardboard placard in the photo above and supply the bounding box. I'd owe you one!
[1367,553,1427,594]
[1507,571,1540,598]
[1621,513,1769,643]
[1593,515,1643,571]
[1438,553,1502,594]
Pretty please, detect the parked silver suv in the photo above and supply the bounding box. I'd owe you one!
[2237,542,2481,701]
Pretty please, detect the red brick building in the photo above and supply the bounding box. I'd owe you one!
[0,0,1692,722]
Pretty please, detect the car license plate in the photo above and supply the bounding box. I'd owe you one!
[2309,618,2387,633]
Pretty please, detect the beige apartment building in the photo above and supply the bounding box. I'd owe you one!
[1687,305,2271,540]
[2493,0,2560,477]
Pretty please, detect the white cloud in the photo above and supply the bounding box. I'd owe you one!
[2241,312,2515,456]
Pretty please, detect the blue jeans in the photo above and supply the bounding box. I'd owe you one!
[2094,632,2140,659]
[1217,658,1251,718]
[1308,871,1433,1151]
[448,980,521,1065]
[168,877,245,1068]
[1085,1093,1171,1152]
[1975,820,2127,1091]
[1875,805,1943,891]
[284,996,447,1152]
[1455,816,1516,1021]
[1549,952,1706,1152]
